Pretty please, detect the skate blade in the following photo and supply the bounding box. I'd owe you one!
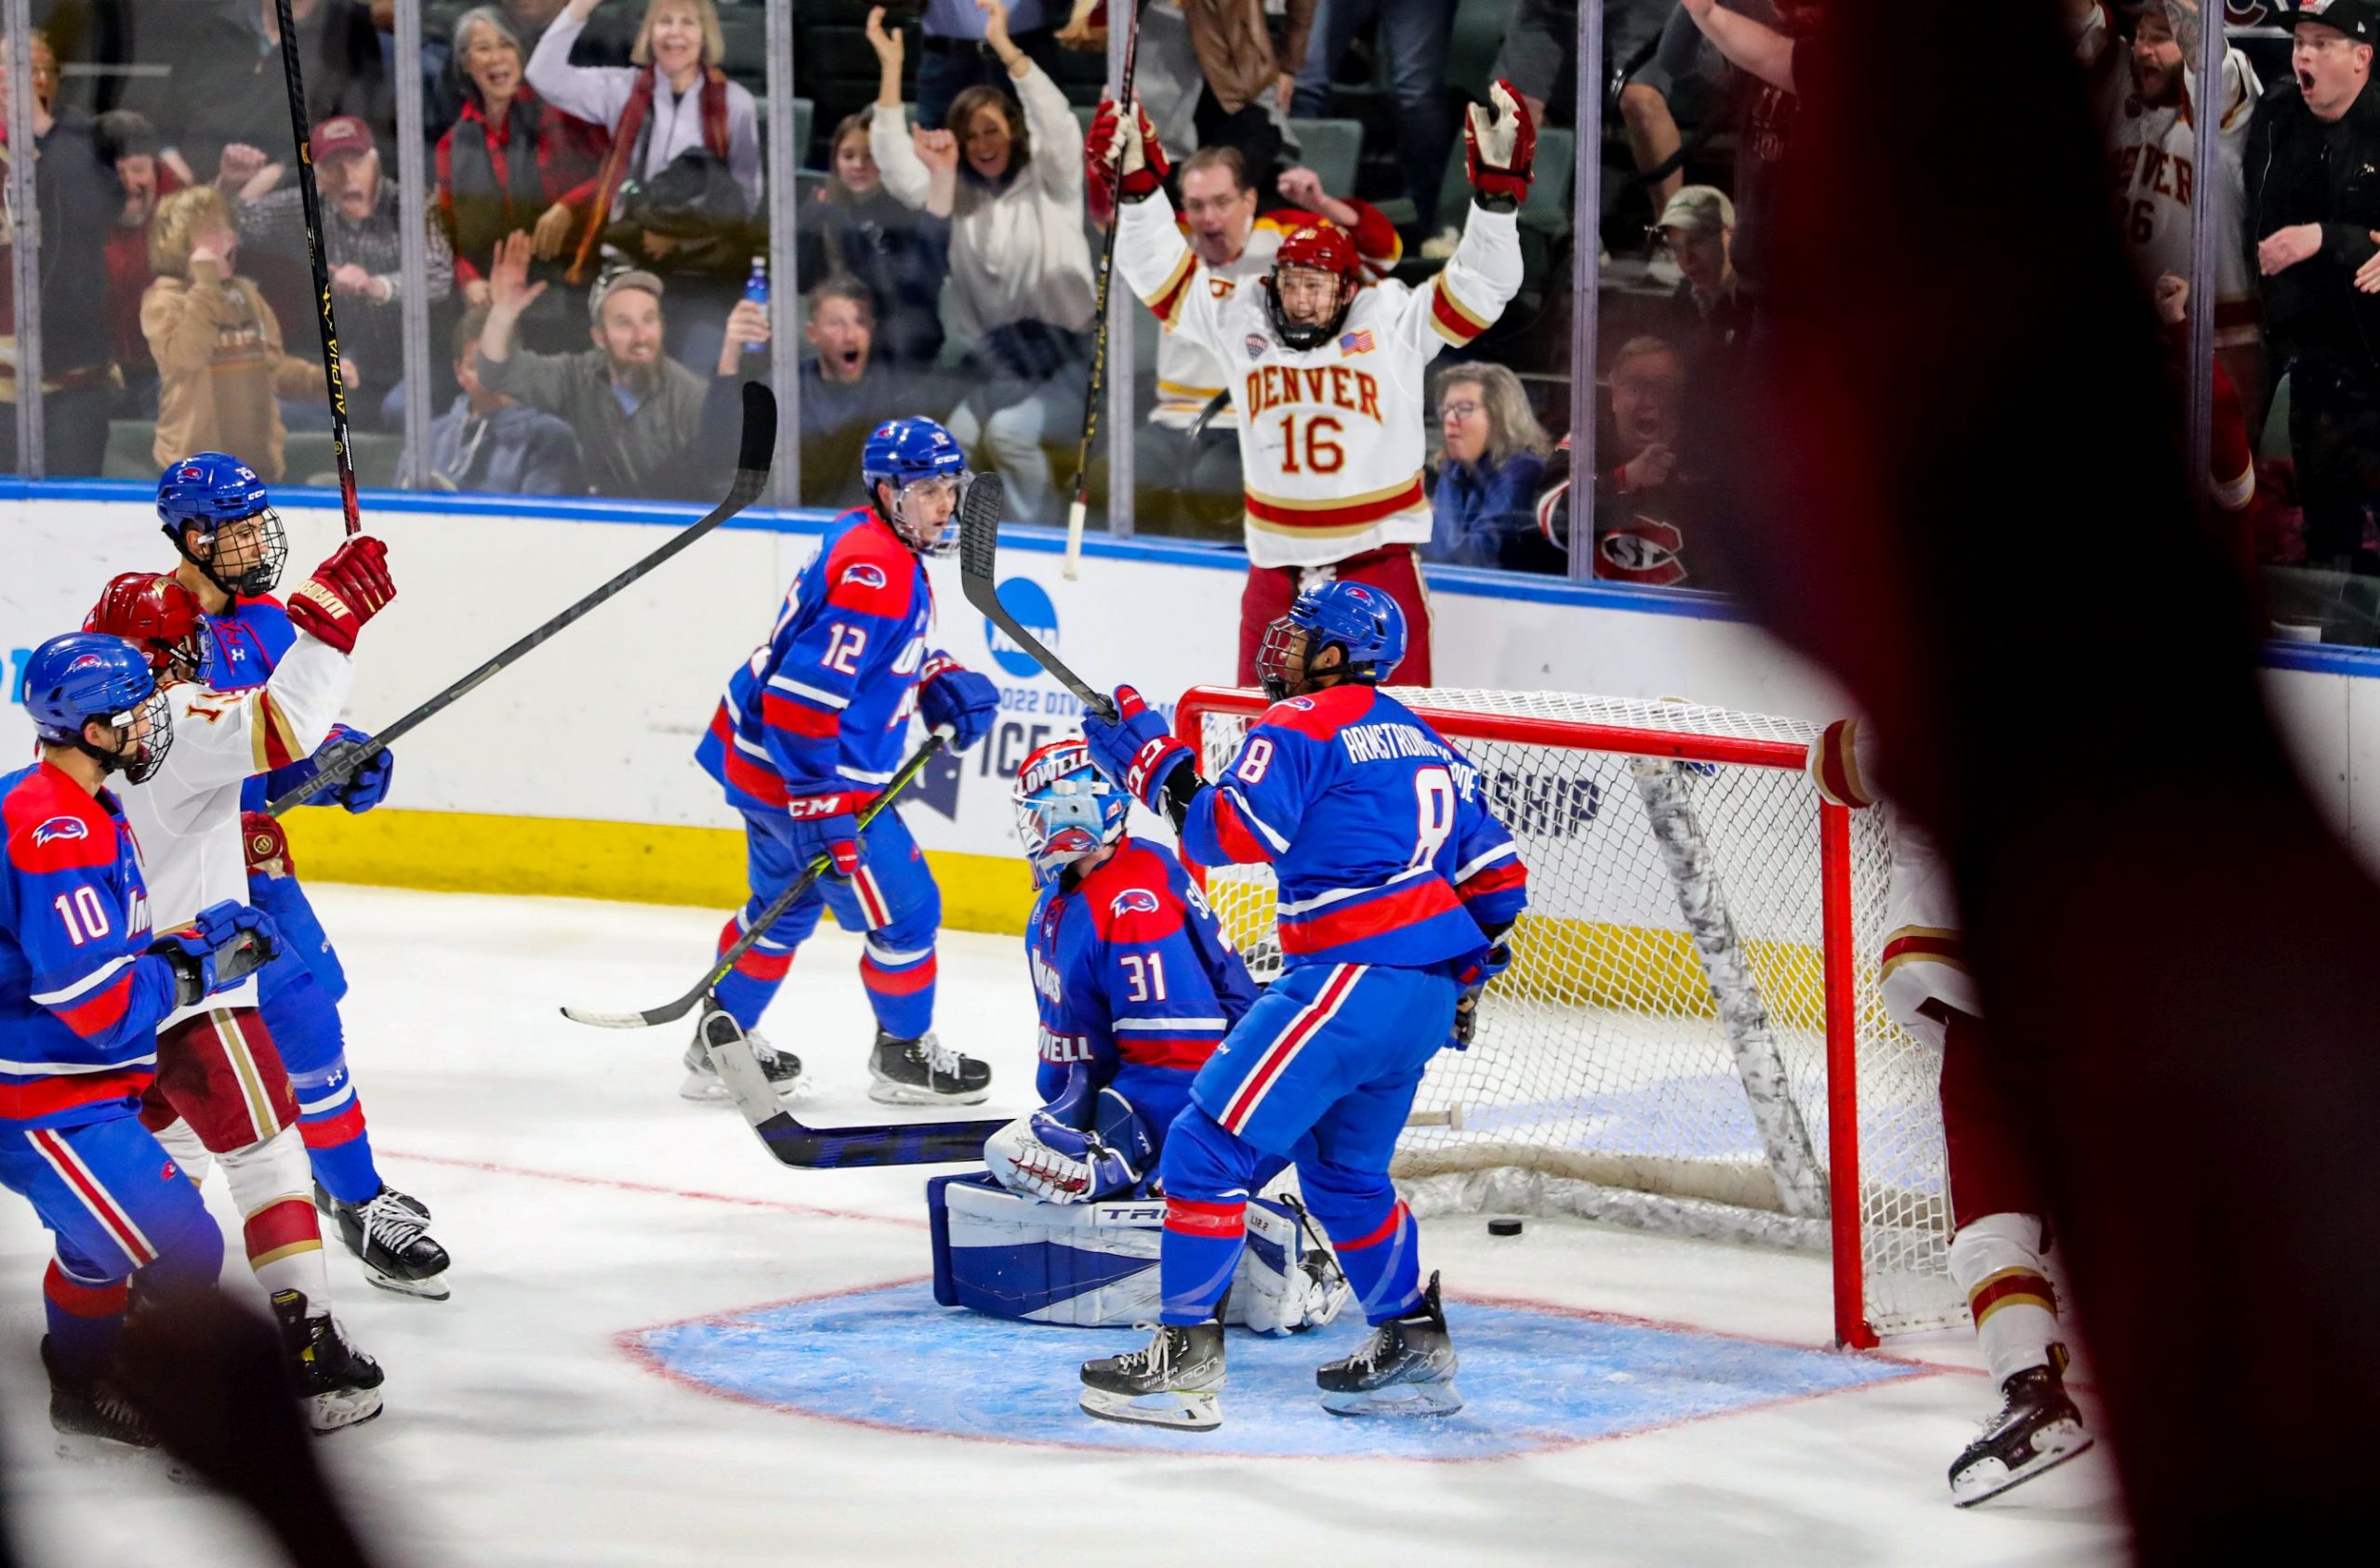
[683,1068,811,1105]
[305,1387,386,1435]
[1950,1424,2095,1508]
[1078,1385,1221,1430]
[363,1263,452,1302]
[1318,1378,1464,1418]
[51,1430,152,1464]
[866,1078,990,1107]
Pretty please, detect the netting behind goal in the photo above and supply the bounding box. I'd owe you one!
[1174,686,1965,1346]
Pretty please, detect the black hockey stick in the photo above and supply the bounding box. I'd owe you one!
[268,383,778,816]
[700,1006,1005,1168]
[1061,7,1145,578]
[958,475,1117,722]
[560,726,948,1030]
[271,0,360,537]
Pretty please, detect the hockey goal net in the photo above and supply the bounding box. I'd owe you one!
[1172,685,1964,1348]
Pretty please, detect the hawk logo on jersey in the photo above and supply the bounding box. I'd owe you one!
[1340,330,1375,354]
[1110,888,1161,916]
[840,561,889,590]
[30,817,89,848]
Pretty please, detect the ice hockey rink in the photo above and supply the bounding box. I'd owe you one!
[0,885,2128,1566]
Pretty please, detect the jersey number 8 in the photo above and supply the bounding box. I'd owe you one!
[1409,768,1457,870]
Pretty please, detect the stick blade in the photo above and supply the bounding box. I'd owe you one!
[559,999,689,1030]
[736,382,779,475]
[958,472,1006,606]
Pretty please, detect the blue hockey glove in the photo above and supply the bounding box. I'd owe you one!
[151,901,282,1008]
[313,728,394,813]
[917,652,1000,752]
[1080,685,1193,814]
[787,789,864,878]
[1449,941,1513,1050]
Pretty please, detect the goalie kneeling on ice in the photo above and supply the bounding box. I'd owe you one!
[929,1174,1346,1334]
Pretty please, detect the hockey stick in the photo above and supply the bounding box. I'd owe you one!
[1060,7,1144,581]
[271,0,361,538]
[267,383,778,816]
[560,725,948,1030]
[701,1006,1006,1168]
[958,475,1118,722]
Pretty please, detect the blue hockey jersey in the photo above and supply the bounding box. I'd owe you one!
[1026,837,1258,1113]
[698,508,934,813]
[198,595,327,812]
[1180,684,1529,969]
[0,762,178,1127]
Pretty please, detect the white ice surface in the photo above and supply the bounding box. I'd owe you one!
[0,886,2128,1565]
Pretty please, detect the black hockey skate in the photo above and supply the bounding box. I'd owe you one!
[1316,1272,1462,1416]
[867,1028,990,1106]
[319,1182,452,1301]
[1079,1322,1226,1430]
[269,1289,385,1433]
[1949,1356,2093,1507]
[42,1336,156,1458]
[681,1024,803,1104]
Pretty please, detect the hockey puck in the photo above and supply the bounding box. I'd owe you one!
[1487,1218,1524,1237]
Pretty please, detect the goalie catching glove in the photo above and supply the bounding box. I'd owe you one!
[1084,96,1170,206]
[1463,80,1536,212]
[286,535,396,655]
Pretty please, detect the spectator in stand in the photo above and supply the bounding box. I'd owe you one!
[1618,4,1754,217]
[236,115,455,430]
[869,1,1094,527]
[504,0,578,54]
[1065,0,1316,191]
[795,110,952,378]
[139,184,327,481]
[1425,362,1552,570]
[1595,334,1699,586]
[438,6,611,356]
[2252,0,2380,575]
[1681,0,1823,326]
[528,0,761,376]
[917,0,1066,131]
[1650,184,1742,356]
[413,303,587,493]
[799,277,913,509]
[473,231,763,500]
[96,112,185,418]
[152,0,390,191]
[1291,0,1455,244]
[0,30,119,475]
[1136,149,1400,540]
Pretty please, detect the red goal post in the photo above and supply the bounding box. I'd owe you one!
[1170,684,1964,1350]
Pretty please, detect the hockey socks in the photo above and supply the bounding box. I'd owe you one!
[222,1127,333,1311]
[42,1262,127,1384]
[858,939,936,1041]
[1949,1212,2061,1386]
[712,916,796,1031]
[298,1095,382,1207]
[1325,1199,1421,1324]
[1159,1199,1248,1324]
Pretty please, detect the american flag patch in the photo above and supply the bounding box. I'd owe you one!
[1340,330,1375,354]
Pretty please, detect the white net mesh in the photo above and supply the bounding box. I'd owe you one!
[1183,686,1965,1340]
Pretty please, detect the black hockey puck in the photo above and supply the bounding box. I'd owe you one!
[1487,1218,1523,1237]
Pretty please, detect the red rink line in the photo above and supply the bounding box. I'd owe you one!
[377,1148,930,1231]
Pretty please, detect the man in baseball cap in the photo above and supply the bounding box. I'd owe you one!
[1654,184,1740,353]
[310,116,381,224]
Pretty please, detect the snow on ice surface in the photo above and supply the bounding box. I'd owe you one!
[0,886,2129,1566]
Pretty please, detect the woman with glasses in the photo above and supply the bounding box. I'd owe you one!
[1424,362,1553,571]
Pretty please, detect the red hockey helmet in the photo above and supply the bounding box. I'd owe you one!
[1266,221,1362,349]
[86,572,209,681]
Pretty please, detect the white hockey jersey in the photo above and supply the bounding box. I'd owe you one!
[1118,191,1523,568]
[120,633,351,1026]
[1148,204,1404,433]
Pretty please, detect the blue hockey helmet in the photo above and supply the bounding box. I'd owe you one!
[1012,737,1127,887]
[1257,578,1408,701]
[18,632,175,784]
[859,417,971,557]
[157,451,284,597]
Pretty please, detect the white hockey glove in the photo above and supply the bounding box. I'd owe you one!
[984,1110,1141,1204]
[1462,79,1536,213]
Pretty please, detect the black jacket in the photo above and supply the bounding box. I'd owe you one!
[2243,74,2380,371]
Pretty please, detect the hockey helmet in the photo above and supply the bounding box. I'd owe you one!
[1257,578,1408,702]
[1265,221,1362,350]
[18,631,175,784]
[86,573,212,683]
[860,417,972,557]
[1012,737,1128,887]
[156,451,284,598]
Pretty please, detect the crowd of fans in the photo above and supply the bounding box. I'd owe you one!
[3,2,2371,626]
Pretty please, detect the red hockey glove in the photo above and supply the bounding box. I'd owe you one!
[1086,96,1169,205]
[787,791,864,878]
[1462,80,1535,212]
[242,811,295,879]
[286,535,395,655]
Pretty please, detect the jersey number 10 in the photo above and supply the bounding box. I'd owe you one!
[52,886,112,947]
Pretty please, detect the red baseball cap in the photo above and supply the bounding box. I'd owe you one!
[311,115,376,162]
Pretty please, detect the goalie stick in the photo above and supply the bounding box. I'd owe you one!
[699,1006,1006,1168]
[561,727,949,1030]
[958,475,1118,722]
[268,383,778,815]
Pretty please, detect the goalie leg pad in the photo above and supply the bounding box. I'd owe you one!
[1949,1211,2062,1387]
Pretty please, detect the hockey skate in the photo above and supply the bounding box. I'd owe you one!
[866,1028,990,1106]
[1079,1322,1226,1430]
[1949,1356,2093,1507]
[269,1289,385,1433]
[42,1336,156,1459]
[318,1181,452,1300]
[681,1023,804,1103]
[1316,1272,1463,1416]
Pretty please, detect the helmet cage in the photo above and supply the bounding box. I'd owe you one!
[1263,269,1355,352]
[170,504,287,600]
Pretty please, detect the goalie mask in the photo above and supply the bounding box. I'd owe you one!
[1013,738,1127,887]
[860,416,972,557]
[1263,222,1362,351]
[157,451,285,599]
[86,573,213,685]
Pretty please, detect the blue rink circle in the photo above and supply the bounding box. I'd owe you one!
[628,1283,1930,1459]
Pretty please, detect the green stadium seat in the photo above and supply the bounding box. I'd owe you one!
[1288,118,1363,200]
[1446,0,1514,101]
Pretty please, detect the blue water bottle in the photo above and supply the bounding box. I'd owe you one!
[743,257,769,354]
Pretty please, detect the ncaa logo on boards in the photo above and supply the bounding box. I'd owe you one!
[31,817,87,847]
[1110,888,1161,916]
[985,577,1058,680]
